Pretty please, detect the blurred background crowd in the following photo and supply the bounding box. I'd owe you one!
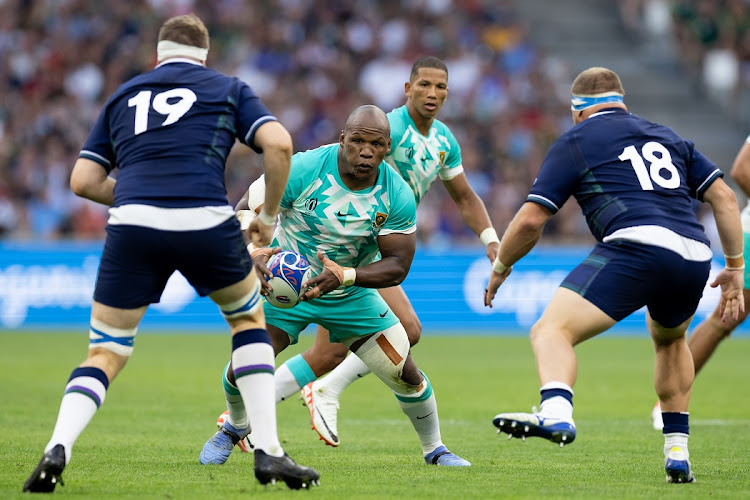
[0,0,747,247]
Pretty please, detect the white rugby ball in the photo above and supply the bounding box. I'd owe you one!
[265,250,312,308]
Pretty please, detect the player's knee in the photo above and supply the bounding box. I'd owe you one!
[318,347,348,372]
[89,317,137,358]
[709,307,746,335]
[529,321,553,349]
[351,323,412,393]
[403,316,422,346]
[218,279,263,325]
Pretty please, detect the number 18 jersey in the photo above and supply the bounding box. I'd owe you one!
[79,58,276,209]
[529,108,723,246]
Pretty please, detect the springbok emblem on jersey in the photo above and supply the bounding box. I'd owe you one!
[373,212,388,229]
[439,151,446,164]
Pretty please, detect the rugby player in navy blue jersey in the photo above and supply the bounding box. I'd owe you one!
[484,67,744,484]
[23,14,318,493]
[652,136,750,430]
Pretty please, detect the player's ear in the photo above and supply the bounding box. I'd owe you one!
[404,81,411,96]
[339,130,345,146]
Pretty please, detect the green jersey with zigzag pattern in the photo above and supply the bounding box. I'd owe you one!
[273,143,416,297]
[385,105,464,204]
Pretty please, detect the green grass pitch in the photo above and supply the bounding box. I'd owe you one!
[1,332,749,499]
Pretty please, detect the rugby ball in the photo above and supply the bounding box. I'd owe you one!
[265,250,312,308]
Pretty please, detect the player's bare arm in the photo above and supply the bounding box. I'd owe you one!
[703,178,745,322]
[443,172,499,261]
[484,202,553,307]
[730,141,750,197]
[301,232,416,300]
[250,122,292,247]
[70,158,116,206]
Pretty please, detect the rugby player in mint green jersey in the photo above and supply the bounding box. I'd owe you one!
[202,105,470,468]
[216,57,500,452]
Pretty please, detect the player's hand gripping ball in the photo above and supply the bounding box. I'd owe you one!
[265,250,312,308]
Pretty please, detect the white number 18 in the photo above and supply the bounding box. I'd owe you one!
[127,88,197,135]
[618,141,680,190]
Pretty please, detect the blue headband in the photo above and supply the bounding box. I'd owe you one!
[570,93,624,111]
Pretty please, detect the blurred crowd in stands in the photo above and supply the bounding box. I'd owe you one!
[2,0,743,246]
[620,0,750,126]
[0,0,583,244]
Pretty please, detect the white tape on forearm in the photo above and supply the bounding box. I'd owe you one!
[492,257,509,273]
[479,227,500,247]
[257,209,275,226]
[342,267,356,286]
[237,210,256,231]
[246,175,266,211]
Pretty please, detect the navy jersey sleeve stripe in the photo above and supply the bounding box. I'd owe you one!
[695,168,723,201]
[527,194,559,213]
[244,115,278,149]
[79,150,112,169]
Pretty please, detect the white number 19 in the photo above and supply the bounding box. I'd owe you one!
[127,88,197,135]
[618,141,680,190]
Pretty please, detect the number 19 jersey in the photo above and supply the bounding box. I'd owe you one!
[529,108,723,246]
[79,58,276,209]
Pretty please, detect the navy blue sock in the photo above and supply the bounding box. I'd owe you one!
[662,412,689,435]
[540,388,573,406]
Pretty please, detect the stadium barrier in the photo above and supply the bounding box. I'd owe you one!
[0,241,744,335]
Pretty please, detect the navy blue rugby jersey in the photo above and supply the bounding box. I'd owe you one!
[529,108,722,245]
[79,59,276,209]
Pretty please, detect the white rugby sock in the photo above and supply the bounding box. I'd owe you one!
[275,363,302,403]
[317,353,371,398]
[221,362,247,429]
[394,374,442,455]
[46,367,109,464]
[231,329,282,457]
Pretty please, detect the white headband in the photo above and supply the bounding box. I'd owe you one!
[157,40,208,62]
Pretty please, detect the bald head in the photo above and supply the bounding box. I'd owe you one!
[345,105,390,136]
[571,67,625,96]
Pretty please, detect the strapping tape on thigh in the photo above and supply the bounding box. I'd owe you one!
[219,279,262,319]
[89,317,137,356]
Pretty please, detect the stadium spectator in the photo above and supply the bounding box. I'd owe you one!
[0,0,575,245]
[23,13,318,493]
[201,105,471,467]
[485,67,744,484]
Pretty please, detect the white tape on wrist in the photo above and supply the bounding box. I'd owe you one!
[257,209,275,226]
[479,227,500,247]
[342,267,356,286]
[492,257,509,273]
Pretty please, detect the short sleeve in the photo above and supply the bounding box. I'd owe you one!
[235,80,278,153]
[527,136,581,213]
[684,141,723,201]
[438,129,464,180]
[79,106,116,172]
[380,176,417,236]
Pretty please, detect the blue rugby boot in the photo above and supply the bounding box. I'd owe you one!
[424,445,471,466]
[200,420,249,465]
[665,446,695,483]
[493,411,576,447]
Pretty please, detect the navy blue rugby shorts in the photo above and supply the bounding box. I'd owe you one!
[561,241,711,328]
[94,217,253,309]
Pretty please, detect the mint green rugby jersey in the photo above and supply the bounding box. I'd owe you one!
[273,143,416,297]
[385,105,464,204]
